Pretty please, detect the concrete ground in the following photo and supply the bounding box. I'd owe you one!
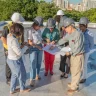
[0,29,96,96]
[0,40,96,96]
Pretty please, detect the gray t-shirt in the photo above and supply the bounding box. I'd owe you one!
[58,29,85,56]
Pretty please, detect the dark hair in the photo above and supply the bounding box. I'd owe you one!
[32,21,39,27]
[54,15,61,23]
[10,23,24,36]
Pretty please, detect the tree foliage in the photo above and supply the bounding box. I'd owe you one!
[64,10,83,22]
[83,8,96,22]
[0,0,38,21]
[0,0,96,22]
[37,2,59,20]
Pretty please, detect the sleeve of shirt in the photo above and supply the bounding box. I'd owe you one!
[28,30,33,40]
[57,34,69,46]
[11,39,22,56]
[88,33,94,50]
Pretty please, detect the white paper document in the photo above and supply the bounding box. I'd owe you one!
[42,45,61,55]
[43,44,71,55]
[57,47,71,55]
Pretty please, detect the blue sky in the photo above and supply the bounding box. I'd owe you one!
[45,0,82,4]
[69,0,82,4]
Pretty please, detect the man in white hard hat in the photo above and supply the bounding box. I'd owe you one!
[11,12,25,23]
[1,12,25,85]
[56,10,64,27]
[55,10,65,37]
[57,10,64,16]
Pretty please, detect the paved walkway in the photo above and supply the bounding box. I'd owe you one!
[0,39,96,96]
[1,28,96,96]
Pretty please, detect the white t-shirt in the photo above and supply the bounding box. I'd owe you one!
[7,34,22,60]
[28,27,42,44]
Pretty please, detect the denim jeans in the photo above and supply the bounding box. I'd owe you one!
[29,44,43,80]
[7,57,26,92]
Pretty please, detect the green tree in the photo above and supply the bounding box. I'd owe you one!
[37,2,59,20]
[1,0,96,22]
[64,10,83,22]
[0,0,38,21]
[83,8,96,22]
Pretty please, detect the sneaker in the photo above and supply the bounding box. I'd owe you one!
[67,89,78,95]
[64,73,68,78]
[80,79,86,83]
[60,73,65,78]
[20,88,31,93]
[10,91,15,94]
[60,74,64,78]
[68,83,71,88]
[30,80,35,87]
[50,72,54,75]
[6,81,10,86]
[10,88,20,94]
[35,75,41,80]
[44,72,48,76]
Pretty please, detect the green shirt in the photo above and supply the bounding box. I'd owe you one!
[42,28,60,43]
[58,29,85,56]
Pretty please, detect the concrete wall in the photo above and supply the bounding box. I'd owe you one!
[5,21,96,28]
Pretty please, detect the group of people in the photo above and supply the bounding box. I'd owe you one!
[0,9,94,95]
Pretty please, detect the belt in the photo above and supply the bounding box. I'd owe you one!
[76,53,84,56]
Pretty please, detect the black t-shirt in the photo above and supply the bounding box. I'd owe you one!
[2,26,9,38]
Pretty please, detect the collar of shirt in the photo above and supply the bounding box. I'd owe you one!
[31,27,37,33]
[84,29,88,34]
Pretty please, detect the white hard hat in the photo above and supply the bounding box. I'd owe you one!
[57,10,64,15]
[11,12,25,23]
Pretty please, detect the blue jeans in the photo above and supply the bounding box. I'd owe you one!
[29,44,43,80]
[7,57,26,92]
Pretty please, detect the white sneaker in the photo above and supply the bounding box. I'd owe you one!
[68,83,71,88]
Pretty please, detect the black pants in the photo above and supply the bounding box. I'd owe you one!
[4,48,11,82]
[59,42,70,74]
[59,55,70,74]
